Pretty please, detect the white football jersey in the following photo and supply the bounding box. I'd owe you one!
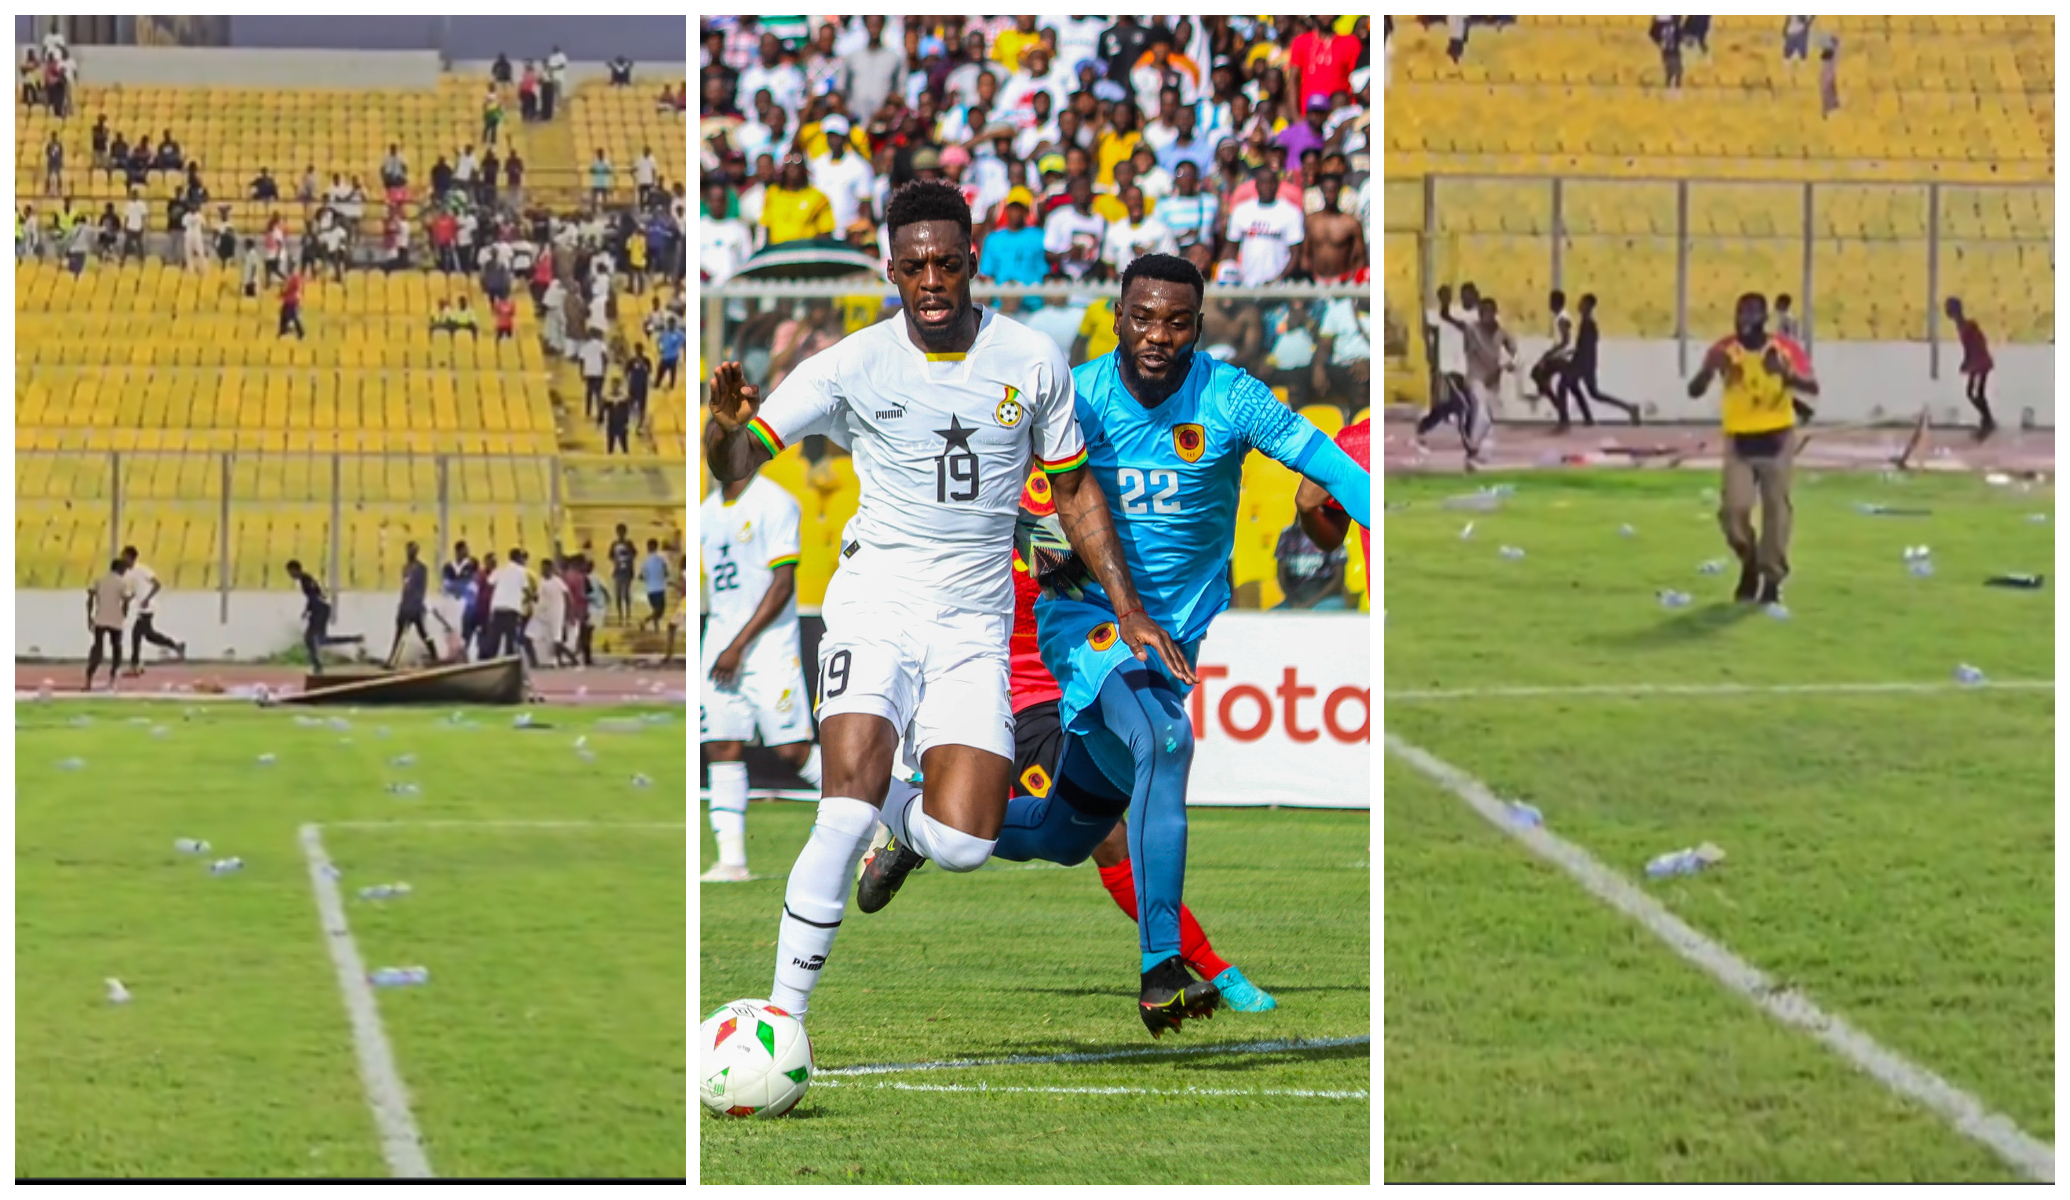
[749,306,1085,615]
[699,475,803,650]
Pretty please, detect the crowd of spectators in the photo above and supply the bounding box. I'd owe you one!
[698,16,1372,417]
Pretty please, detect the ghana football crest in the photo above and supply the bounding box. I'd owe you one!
[995,384,1026,428]
[1173,423,1206,463]
[1088,622,1119,651]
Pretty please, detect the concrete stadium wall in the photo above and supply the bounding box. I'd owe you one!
[1497,337,2055,428]
[19,590,455,662]
[69,45,441,88]
[225,15,685,62]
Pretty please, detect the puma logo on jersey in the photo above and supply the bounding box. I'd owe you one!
[876,406,906,419]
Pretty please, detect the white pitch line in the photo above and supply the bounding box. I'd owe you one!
[1384,734,2056,1183]
[325,820,686,831]
[1386,679,2055,702]
[298,824,435,1179]
[814,1079,1366,1100]
[820,1034,1368,1077]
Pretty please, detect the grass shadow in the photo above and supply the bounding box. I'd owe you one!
[1592,600,1761,649]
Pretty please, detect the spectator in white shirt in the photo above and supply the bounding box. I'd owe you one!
[1130,146,1173,209]
[1043,175,1108,282]
[488,551,532,660]
[839,16,907,126]
[1041,15,1106,78]
[634,147,658,204]
[735,32,806,120]
[1226,165,1305,286]
[943,31,1003,109]
[999,46,1072,127]
[1100,187,1178,277]
[808,116,874,240]
[701,179,755,285]
[1142,87,1185,152]
[734,92,784,164]
[1015,92,1063,160]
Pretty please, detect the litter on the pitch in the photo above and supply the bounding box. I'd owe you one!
[630,773,653,788]
[1619,524,1636,537]
[1697,560,1726,575]
[1498,545,1525,560]
[57,758,85,771]
[256,753,276,766]
[1955,663,1987,685]
[1658,590,1692,609]
[1508,802,1543,827]
[1458,521,1475,539]
[173,838,210,854]
[105,978,131,1005]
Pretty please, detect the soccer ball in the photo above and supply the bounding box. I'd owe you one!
[700,999,813,1117]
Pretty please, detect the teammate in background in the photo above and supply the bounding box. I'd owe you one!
[1415,282,1471,448]
[1553,294,1641,429]
[119,545,186,674]
[1442,295,1516,472]
[700,460,824,883]
[1297,415,1372,569]
[1944,297,1995,440]
[385,541,441,668]
[86,558,129,692]
[1002,469,1278,1010]
[284,559,363,674]
[865,254,1370,1036]
[1687,293,1820,606]
[706,179,1186,1022]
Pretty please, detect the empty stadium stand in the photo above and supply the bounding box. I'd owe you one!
[1384,15,2053,365]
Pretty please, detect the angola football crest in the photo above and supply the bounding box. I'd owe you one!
[1019,763,1053,797]
[1088,622,1118,651]
[1173,423,1206,463]
[995,385,1026,428]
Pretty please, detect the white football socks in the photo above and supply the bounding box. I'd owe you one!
[879,779,996,873]
[771,795,878,1017]
[707,760,749,867]
[795,744,823,789]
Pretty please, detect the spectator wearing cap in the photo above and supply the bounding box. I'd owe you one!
[978,186,1048,302]
[838,16,906,127]
[736,32,805,121]
[937,144,987,219]
[761,155,833,245]
[1130,38,1204,108]
[1288,17,1364,114]
[808,115,874,242]
[1276,95,1331,163]
[903,32,951,109]
[1035,153,1070,209]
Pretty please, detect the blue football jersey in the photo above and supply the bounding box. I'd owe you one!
[1059,350,1326,643]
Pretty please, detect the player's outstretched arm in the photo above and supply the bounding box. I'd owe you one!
[1295,476,1352,552]
[1048,466,1197,686]
[704,361,775,482]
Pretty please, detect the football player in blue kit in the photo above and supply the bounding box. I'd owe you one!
[860,253,1371,1035]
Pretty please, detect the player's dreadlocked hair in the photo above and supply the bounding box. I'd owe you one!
[1120,253,1206,307]
[884,178,973,248]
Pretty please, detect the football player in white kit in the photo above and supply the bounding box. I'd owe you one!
[705,179,1193,1020]
[699,461,823,884]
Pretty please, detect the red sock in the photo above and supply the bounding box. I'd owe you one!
[1096,859,1232,978]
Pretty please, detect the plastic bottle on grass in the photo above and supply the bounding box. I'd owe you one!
[174,838,210,854]
[208,857,244,875]
[369,967,430,988]
[1645,843,1724,880]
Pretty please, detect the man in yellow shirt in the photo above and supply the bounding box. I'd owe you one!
[1687,293,1820,606]
[1072,294,1119,365]
[992,15,1042,71]
[759,156,834,245]
[1095,105,1143,187]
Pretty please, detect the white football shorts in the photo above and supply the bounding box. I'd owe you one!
[700,628,814,746]
[816,563,1015,769]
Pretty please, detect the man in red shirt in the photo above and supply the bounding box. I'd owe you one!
[1944,297,1995,439]
[1288,18,1363,113]
[1297,416,1371,568]
[277,268,305,339]
[997,469,1279,1010]
[492,294,517,341]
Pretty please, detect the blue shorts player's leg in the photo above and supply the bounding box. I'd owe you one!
[991,738,1127,865]
[1083,663,1219,1036]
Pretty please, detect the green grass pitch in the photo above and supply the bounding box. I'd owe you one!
[15,701,688,1179]
[1383,469,2054,1182]
[700,801,1371,1184]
